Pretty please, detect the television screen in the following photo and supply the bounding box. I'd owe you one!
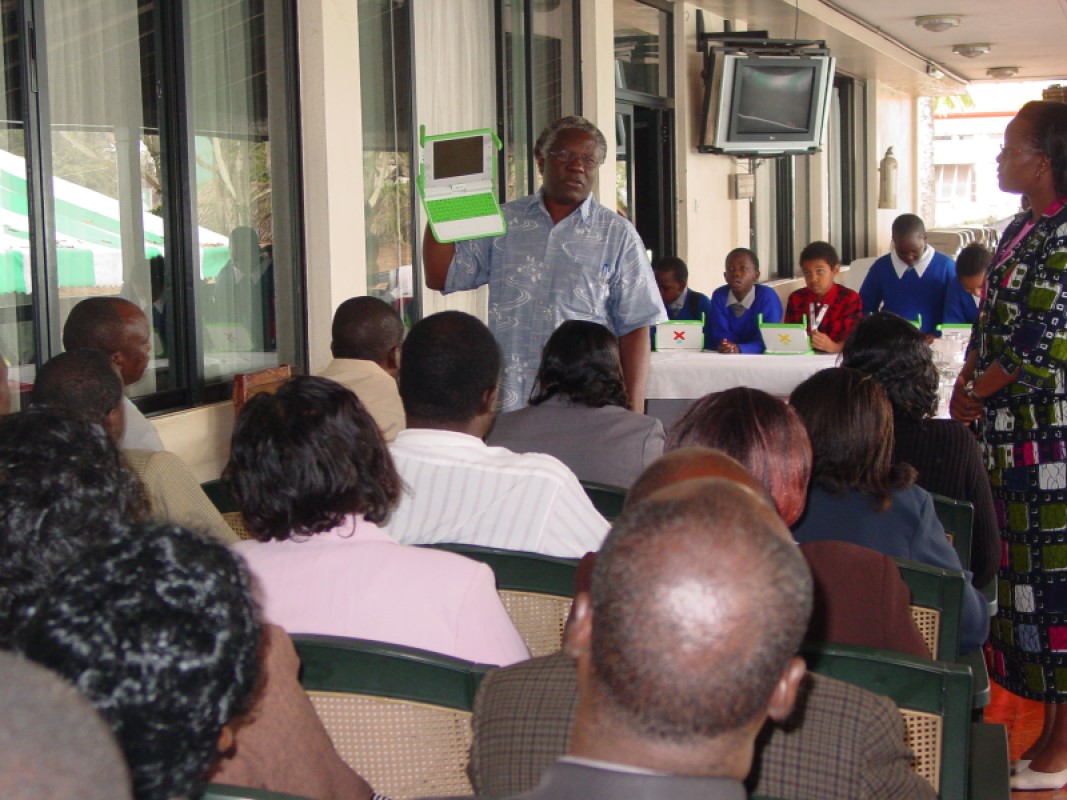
[700,52,835,156]
[734,65,814,134]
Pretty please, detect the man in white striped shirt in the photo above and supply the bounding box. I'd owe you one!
[383,311,609,557]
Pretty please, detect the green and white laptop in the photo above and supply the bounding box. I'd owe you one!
[418,126,506,243]
[758,314,813,354]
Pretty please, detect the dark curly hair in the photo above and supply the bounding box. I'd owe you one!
[666,388,812,525]
[529,320,628,408]
[1016,100,1067,198]
[0,407,148,646]
[15,523,261,800]
[790,367,916,511]
[799,240,840,267]
[225,375,401,540]
[840,312,939,422]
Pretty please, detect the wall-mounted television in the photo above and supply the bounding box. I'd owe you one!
[699,52,836,156]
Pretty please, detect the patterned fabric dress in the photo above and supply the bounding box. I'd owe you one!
[981,201,1067,701]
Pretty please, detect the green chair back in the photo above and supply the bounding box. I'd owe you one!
[894,557,965,663]
[201,479,239,513]
[421,544,578,656]
[202,786,312,800]
[801,641,973,800]
[931,493,974,572]
[292,635,489,800]
[580,480,627,521]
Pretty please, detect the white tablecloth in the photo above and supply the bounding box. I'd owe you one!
[647,351,839,401]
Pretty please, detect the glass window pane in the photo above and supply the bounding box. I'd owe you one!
[188,0,295,383]
[613,0,668,98]
[0,1,32,409]
[43,0,172,396]
[501,0,576,198]
[359,0,413,324]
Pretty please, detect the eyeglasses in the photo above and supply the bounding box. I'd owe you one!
[547,149,602,169]
[999,145,1043,158]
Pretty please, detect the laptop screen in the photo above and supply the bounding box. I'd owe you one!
[432,136,484,180]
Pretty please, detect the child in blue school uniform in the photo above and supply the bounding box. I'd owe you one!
[651,256,713,347]
[858,213,956,334]
[709,248,783,354]
[942,242,991,325]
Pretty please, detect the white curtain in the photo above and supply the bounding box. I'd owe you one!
[414,0,493,320]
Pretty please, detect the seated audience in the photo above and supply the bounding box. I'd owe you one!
[790,367,989,653]
[664,389,930,657]
[31,349,238,545]
[0,407,375,800]
[318,295,406,441]
[842,311,999,587]
[784,240,862,353]
[710,247,782,353]
[943,242,991,325]
[467,448,934,797]
[226,374,528,665]
[859,213,956,334]
[14,523,261,800]
[62,296,163,450]
[0,650,131,800]
[488,320,664,487]
[384,311,608,557]
[651,255,713,346]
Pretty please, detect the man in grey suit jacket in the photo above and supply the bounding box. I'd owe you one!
[436,478,816,799]
[470,651,934,799]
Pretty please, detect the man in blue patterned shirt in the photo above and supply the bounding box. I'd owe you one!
[424,116,665,413]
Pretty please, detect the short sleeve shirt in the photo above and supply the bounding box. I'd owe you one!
[445,192,665,411]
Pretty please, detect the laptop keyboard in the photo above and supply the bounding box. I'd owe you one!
[425,193,499,222]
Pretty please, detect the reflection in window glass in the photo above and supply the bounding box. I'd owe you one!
[613,0,669,98]
[44,0,170,397]
[0,1,30,407]
[188,0,293,383]
[359,0,414,324]
[501,0,577,199]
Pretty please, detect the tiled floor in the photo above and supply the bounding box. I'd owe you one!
[986,683,1067,798]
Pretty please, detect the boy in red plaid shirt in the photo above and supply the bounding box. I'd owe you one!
[784,241,862,353]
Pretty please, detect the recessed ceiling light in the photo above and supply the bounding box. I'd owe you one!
[986,66,1019,79]
[915,15,961,33]
[953,43,991,58]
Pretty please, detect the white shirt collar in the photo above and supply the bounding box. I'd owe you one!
[729,286,756,310]
[890,244,935,279]
[559,755,666,776]
[669,288,689,314]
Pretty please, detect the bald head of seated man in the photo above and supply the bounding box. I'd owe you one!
[557,479,812,792]
[61,296,162,451]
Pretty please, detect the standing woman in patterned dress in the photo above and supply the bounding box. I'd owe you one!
[951,100,1067,791]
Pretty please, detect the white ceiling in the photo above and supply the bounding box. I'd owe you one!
[689,0,1067,93]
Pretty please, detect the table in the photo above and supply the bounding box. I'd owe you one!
[645,351,838,428]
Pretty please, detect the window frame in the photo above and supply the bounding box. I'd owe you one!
[14,0,307,413]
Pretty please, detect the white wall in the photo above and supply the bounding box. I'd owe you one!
[675,5,748,295]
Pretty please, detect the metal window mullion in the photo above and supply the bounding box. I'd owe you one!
[159,0,203,404]
[23,0,60,364]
